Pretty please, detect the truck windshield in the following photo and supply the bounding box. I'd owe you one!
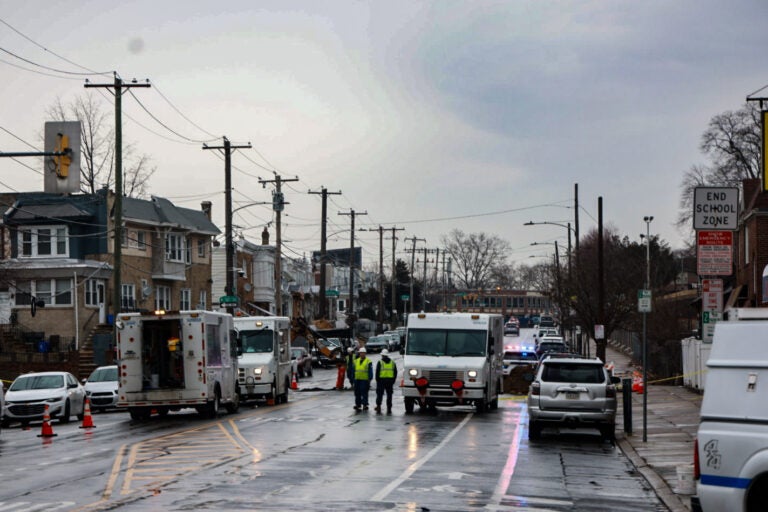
[240,330,274,353]
[406,329,487,357]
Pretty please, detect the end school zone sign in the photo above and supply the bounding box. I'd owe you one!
[694,187,739,230]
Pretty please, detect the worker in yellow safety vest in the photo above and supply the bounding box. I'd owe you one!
[375,349,398,414]
[353,347,373,411]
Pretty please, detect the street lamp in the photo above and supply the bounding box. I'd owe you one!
[524,221,574,279]
[641,215,653,443]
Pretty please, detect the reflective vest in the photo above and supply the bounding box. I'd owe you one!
[379,359,395,379]
[354,357,372,380]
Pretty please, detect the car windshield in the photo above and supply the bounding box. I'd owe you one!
[290,348,303,358]
[240,329,274,353]
[88,367,118,382]
[10,374,65,390]
[541,363,605,383]
[539,342,566,351]
[406,328,487,357]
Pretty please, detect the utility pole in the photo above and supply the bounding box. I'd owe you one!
[85,74,150,321]
[203,137,252,314]
[338,209,367,335]
[309,187,341,319]
[420,248,440,311]
[361,226,386,328]
[260,175,299,315]
[388,227,405,326]
[405,237,426,314]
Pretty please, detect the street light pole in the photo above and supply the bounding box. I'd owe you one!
[642,215,653,443]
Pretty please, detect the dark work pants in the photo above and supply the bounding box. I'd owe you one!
[354,379,370,407]
[376,379,395,410]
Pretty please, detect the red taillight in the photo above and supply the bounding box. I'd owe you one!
[450,380,464,393]
[693,438,700,480]
[531,382,540,396]
[415,377,429,391]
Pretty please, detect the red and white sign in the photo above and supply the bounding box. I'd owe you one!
[702,278,723,312]
[697,231,733,276]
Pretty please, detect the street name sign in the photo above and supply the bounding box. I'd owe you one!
[693,187,738,230]
[638,289,652,313]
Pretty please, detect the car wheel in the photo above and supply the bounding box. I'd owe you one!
[404,397,415,414]
[528,421,542,440]
[60,400,71,424]
[307,365,313,377]
[225,391,240,414]
[0,418,9,429]
[298,368,305,379]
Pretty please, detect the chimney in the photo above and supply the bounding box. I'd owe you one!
[201,201,212,220]
[262,226,270,245]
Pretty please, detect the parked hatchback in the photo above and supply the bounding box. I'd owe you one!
[3,371,85,426]
[527,356,619,441]
[84,365,119,411]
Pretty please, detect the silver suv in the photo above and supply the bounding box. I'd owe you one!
[527,356,619,441]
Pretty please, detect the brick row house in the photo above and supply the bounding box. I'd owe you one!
[0,188,219,380]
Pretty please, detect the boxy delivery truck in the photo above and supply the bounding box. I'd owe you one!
[233,316,292,405]
[116,310,240,420]
[402,312,504,413]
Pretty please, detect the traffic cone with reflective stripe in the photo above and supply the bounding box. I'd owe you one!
[80,398,96,429]
[38,404,57,438]
[291,371,298,390]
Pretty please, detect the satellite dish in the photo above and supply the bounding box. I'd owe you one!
[142,285,152,297]
[244,283,252,292]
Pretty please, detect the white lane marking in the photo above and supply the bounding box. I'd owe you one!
[370,413,473,502]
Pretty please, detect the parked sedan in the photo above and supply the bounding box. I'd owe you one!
[364,336,389,353]
[84,365,119,411]
[291,346,313,378]
[2,371,85,426]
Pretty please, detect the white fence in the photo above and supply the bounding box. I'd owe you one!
[681,337,711,391]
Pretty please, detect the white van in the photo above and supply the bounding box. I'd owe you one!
[692,308,768,512]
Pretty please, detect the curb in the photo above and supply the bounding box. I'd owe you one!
[616,435,691,512]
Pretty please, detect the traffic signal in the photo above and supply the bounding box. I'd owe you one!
[52,133,72,178]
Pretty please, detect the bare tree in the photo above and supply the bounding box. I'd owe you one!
[678,102,762,230]
[440,229,510,289]
[46,92,156,197]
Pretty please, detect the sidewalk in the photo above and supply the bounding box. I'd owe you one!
[600,340,701,512]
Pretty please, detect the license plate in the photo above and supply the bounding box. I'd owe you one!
[565,391,579,400]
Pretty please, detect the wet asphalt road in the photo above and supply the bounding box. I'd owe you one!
[0,331,666,511]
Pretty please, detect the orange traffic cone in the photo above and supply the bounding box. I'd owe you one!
[632,371,644,394]
[38,404,57,438]
[80,398,96,429]
[291,372,298,390]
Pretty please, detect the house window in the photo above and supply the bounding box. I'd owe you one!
[15,279,72,306]
[198,290,207,309]
[123,230,147,251]
[19,226,68,258]
[156,285,171,310]
[186,240,192,264]
[121,284,136,310]
[166,233,185,262]
[745,225,750,265]
[197,239,206,258]
[180,288,191,310]
[85,279,104,307]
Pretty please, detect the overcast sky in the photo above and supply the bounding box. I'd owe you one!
[1,1,766,272]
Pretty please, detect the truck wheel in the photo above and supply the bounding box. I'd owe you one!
[225,392,240,414]
[489,395,499,411]
[200,389,220,418]
[475,397,487,414]
[129,407,151,421]
[404,397,415,413]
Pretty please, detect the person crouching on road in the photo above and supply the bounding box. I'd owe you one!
[346,347,356,389]
[353,347,373,411]
[375,349,397,414]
